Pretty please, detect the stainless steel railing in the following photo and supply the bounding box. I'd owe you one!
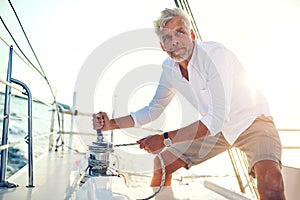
[0,46,34,188]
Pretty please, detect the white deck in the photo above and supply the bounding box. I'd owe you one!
[130,182,248,200]
[0,135,86,199]
[1,149,83,199]
[1,134,298,199]
[0,135,251,200]
[282,166,300,200]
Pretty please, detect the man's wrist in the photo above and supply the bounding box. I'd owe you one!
[109,119,118,130]
[163,132,172,147]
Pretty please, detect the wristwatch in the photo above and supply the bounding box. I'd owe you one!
[163,132,172,147]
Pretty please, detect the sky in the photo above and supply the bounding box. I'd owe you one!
[1,0,300,130]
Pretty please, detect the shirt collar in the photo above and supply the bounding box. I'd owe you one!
[172,40,199,79]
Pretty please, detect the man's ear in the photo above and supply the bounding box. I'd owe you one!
[160,42,166,51]
[190,29,196,40]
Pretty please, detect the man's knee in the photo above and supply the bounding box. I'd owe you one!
[255,161,285,199]
[264,168,284,190]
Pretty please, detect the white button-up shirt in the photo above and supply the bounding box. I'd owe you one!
[131,41,271,145]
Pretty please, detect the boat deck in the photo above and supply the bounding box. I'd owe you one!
[1,135,87,199]
[0,135,251,200]
[1,134,299,200]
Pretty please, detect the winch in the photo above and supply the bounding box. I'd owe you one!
[87,129,113,176]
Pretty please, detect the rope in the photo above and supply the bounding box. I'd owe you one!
[0,131,56,151]
[0,78,54,108]
[137,153,166,200]
[114,143,138,147]
[0,78,24,93]
[0,141,21,150]
[88,155,109,176]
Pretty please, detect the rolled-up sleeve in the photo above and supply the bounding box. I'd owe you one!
[130,69,175,127]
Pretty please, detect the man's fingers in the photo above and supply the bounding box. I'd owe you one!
[92,112,104,129]
[136,138,145,144]
[137,137,147,149]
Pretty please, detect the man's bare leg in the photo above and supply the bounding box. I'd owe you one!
[150,150,187,187]
[254,160,285,200]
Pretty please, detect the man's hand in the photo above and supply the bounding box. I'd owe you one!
[92,111,111,131]
[137,134,165,154]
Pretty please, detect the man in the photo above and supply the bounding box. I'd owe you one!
[93,8,285,199]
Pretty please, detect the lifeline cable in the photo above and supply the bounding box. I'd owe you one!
[6,0,62,133]
[174,0,202,41]
[8,0,57,101]
[0,17,44,78]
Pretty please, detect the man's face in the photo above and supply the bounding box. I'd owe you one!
[159,16,195,63]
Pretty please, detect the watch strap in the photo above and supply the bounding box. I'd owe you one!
[163,132,169,139]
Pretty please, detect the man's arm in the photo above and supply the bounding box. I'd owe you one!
[168,120,209,143]
[137,120,209,154]
[109,115,135,130]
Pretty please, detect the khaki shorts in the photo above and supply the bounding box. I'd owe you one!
[166,115,282,178]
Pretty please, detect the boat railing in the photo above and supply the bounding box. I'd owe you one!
[0,79,89,188]
[48,102,98,152]
[0,46,34,188]
[0,45,65,189]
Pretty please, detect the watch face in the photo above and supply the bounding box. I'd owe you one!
[164,138,172,147]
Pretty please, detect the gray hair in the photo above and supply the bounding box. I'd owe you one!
[153,8,191,37]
